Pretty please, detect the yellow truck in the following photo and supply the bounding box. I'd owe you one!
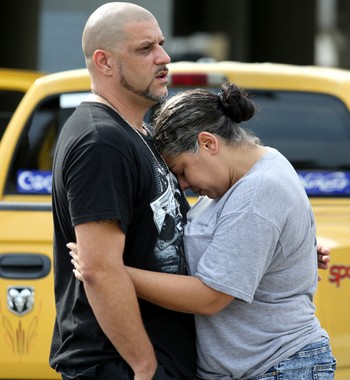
[0,62,349,379]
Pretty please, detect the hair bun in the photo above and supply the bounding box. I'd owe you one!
[217,83,255,123]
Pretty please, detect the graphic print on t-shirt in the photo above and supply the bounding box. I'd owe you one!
[150,166,187,275]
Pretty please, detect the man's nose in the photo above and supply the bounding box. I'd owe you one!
[156,45,171,65]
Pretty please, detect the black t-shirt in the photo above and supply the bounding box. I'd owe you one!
[50,103,196,379]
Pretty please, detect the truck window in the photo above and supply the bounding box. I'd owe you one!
[243,91,350,196]
[0,90,25,140]
[4,93,88,195]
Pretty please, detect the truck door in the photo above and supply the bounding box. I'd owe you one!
[0,93,83,378]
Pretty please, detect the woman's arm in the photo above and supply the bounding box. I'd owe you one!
[68,242,233,315]
[68,242,331,314]
[127,266,234,315]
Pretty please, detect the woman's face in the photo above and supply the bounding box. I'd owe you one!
[164,148,230,199]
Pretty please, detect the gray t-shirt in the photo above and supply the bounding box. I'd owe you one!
[185,148,327,379]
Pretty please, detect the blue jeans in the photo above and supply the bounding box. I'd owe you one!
[245,338,336,380]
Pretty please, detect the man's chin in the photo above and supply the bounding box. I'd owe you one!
[143,91,167,105]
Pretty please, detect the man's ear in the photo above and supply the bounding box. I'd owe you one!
[92,49,113,76]
[198,132,219,155]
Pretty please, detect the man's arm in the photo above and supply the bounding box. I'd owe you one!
[74,221,157,380]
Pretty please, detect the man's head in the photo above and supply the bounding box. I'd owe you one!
[82,2,153,68]
[82,2,170,107]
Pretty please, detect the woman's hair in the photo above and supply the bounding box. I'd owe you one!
[153,82,260,156]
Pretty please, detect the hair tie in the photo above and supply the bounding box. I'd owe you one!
[218,90,229,109]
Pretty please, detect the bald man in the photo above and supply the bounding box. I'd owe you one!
[49,3,196,380]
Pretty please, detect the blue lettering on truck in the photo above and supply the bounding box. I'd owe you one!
[298,171,350,196]
[17,170,52,194]
[15,170,350,196]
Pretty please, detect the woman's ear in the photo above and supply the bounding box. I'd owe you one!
[92,49,113,76]
[198,132,219,155]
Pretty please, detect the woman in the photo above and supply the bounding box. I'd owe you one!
[70,83,336,379]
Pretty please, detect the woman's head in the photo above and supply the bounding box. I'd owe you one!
[153,83,264,199]
[153,82,259,156]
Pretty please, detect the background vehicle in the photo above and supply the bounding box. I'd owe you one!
[0,68,43,140]
[0,62,349,379]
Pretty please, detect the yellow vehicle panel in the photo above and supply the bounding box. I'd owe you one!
[0,62,349,379]
[0,68,43,90]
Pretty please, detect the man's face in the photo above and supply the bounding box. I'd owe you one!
[116,18,171,105]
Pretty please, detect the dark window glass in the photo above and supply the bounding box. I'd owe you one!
[5,92,88,195]
[244,91,350,171]
[0,90,25,139]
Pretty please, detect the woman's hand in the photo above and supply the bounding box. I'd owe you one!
[317,243,330,281]
[317,243,330,269]
[67,242,84,281]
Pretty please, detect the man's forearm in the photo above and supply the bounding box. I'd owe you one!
[84,267,157,379]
